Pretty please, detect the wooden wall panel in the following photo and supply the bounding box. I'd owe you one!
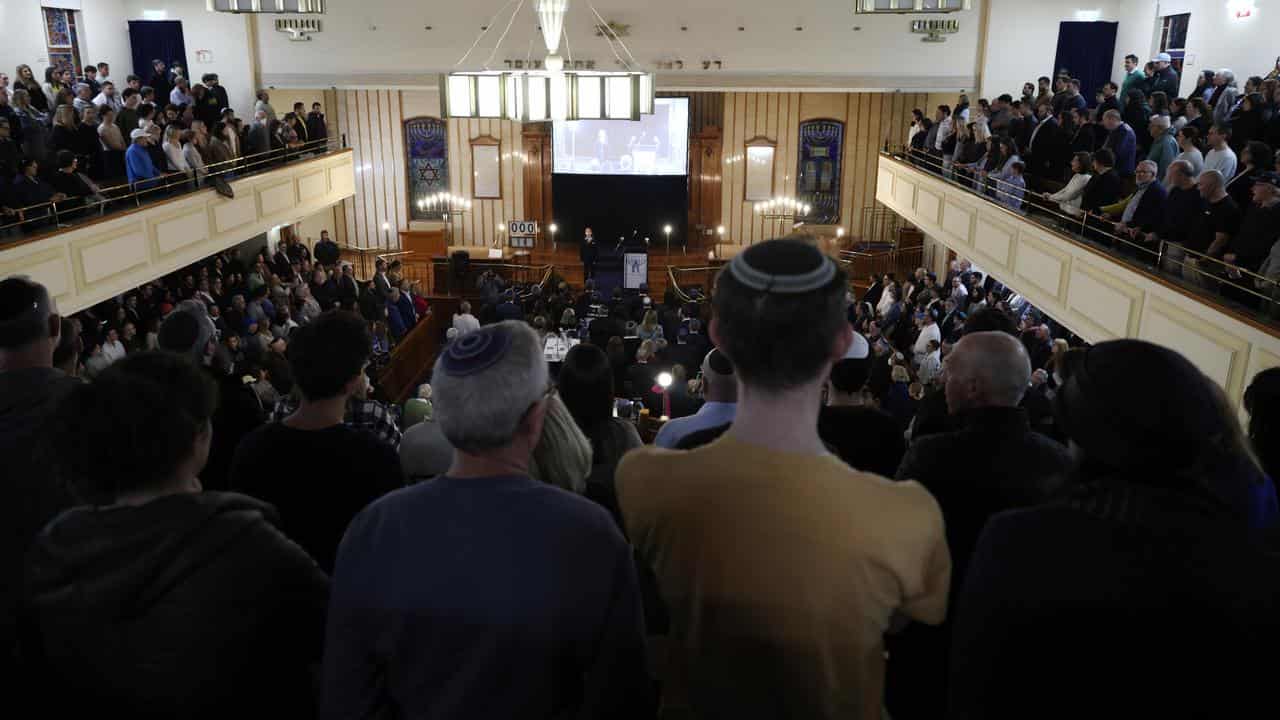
[326,91,530,251]
[720,90,928,246]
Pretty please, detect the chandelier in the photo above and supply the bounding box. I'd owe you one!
[206,0,324,12]
[442,0,655,121]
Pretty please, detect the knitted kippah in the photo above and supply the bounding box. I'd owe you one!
[441,324,512,377]
[727,240,836,294]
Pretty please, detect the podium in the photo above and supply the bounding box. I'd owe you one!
[623,252,648,290]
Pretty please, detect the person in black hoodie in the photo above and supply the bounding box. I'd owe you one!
[21,351,328,719]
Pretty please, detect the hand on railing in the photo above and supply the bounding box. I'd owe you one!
[885,149,1280,313]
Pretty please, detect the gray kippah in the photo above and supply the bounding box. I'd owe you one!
[727,240,837,294]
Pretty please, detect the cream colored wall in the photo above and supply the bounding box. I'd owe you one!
[0,151,355,315]
[720,91,929,246]
[296,204,341,246]
[877,154,1280,409]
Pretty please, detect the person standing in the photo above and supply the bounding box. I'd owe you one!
[147,59,171,106]
[580,226,599,280]
[887,331,1071,719]
[23,352,329,718]
[321,322,653,718]
[1148,52,1181,98]
[1118,54,1145,108]
[229,310,402,573]
[618,239,949,720]
[654,347,737,448]
[0,278,79,678]
[948,340,1280,719]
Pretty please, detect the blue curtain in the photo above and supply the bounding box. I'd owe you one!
[1053,22,1119,102]
[127,20,187,83]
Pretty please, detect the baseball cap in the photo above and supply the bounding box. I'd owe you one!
[1151,52,1172,63]
[129,128,149,140]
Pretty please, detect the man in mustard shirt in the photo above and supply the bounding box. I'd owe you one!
[618,238,951,720]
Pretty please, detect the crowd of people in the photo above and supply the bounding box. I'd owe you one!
[0,59,327,234]
[4,229,1280,718]
[907,53,1280,316]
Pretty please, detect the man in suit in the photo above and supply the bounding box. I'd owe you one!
[291,103,311,145]
[306,103,327,141]
[580,227,599,280]
[245,110,273,157]
[148,60,171,106]
[336,263,359,310]
[1027,103,1067,181]
[372,258,392,298]
[1105,160,1168,257]
[1082,149,1124,214]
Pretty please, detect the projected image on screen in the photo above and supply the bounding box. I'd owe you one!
[553,98,689,176]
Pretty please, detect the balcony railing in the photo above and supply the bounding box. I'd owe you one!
[1,135,347,244]
[891,148,1280,326]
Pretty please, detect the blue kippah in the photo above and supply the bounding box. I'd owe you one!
[441,325,512,376]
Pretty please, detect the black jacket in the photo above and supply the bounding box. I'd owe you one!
[887,407,1071,720]
[1027,117,1068,180]
[1081,168,1124,214]
[1148,66,1180,98]
[22,492,329,718]
[948,476,1280,720]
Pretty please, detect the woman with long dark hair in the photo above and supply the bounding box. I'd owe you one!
[949,340,1280,720]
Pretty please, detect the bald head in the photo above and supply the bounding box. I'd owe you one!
[944,331,1031,412]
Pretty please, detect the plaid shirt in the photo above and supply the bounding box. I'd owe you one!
[270,396,402,449]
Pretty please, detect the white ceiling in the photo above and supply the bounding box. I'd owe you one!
[256,0,982,91]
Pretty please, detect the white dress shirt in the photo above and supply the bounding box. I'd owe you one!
[452,312,480,335]
[913,321,941,360]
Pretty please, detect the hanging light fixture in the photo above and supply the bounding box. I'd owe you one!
[442,0,655,121]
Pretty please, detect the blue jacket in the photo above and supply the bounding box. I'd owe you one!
[1124,180,1168,233]
[386,301,408,338]
[1106,124,1138,177]
[125,143,159,187]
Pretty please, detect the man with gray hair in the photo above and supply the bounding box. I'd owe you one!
[1108,159,1167,259]
[322,320,652,718]
[1210,69,1239,127]
[1146,114,1178,181]
[888,331,1071,718]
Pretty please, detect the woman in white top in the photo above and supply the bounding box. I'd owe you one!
[181,130,207,185]
[1174,126,1204,179]
[162,124,191,175]
[1042,151,1093,218]
[876,281,898,318]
